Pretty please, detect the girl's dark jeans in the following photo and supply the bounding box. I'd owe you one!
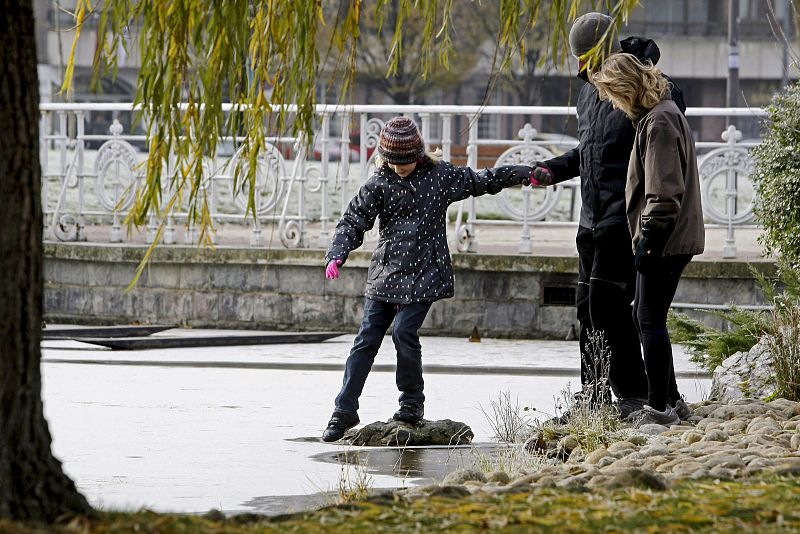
[335,298,432,415]
[632,254,693,411]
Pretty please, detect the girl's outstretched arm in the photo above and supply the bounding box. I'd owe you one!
[325,179,383,265]
[446,164,533,204]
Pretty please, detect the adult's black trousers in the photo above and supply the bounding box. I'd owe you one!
[576,224,649,403]
[633,254,693,411]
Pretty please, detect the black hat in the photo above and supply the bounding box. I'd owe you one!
[569,12,621,58]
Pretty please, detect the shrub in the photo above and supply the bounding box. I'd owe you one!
[766,296,800,401]
[533,330,623,454]
[751,82,800,269]
[480,391,533,444]
[336,451,372,504]
[668,307,769,372]
[668,263,800,372]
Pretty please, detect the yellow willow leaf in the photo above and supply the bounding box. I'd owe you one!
[67,0,641,288]
[59,0,94,95]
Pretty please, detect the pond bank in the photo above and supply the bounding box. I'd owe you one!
[44,241,774,338]
[397,397,800,500]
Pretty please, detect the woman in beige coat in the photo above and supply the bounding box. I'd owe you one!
[593,53,705,426]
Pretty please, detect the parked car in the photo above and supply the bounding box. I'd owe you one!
[311,140,361,162]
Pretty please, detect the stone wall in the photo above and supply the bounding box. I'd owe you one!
[43,243,775,339]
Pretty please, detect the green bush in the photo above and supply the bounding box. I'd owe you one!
[667,307,768,372]
[751,82,800,269]
[749,93,800,394]
[668,263,800,372]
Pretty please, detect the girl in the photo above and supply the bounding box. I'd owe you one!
[322,116,534,442]
[592,54,705,426]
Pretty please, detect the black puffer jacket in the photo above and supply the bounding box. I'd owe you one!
[325,159,532,304]
[544,37,686,230]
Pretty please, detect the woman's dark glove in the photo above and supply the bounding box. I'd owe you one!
[634,239,656,274]
[634,225,670,274]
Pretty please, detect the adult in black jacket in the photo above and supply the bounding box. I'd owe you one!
[531,13,686,417]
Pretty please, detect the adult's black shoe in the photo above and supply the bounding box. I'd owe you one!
[321,411,360,442]
[613,397,648,420]
[392,403,424,425]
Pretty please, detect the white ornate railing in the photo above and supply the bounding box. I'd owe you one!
[39,103,766,257]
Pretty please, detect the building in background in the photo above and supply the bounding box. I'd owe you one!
[625,0,797,140]
[35,0,797,146]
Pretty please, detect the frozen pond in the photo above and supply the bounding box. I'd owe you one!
[41,331,710,515]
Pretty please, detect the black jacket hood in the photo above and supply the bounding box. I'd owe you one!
[578,36,661,82]
[620,36,661,64]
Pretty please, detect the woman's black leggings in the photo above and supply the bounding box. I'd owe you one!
[632,254,693,411]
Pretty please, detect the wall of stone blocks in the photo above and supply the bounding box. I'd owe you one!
[43,243,774,339]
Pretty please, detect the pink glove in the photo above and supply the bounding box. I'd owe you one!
[326,259,343,280]
[530,163,554,186]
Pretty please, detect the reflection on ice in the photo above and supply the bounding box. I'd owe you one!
[311,444,501,482]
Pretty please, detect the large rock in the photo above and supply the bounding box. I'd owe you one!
[343,419,474,446]
[710,338,776,401]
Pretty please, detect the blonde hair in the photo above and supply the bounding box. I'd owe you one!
[592,53,669,120]
[374,147,443,169]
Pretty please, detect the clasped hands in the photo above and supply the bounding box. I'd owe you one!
[530,162,555,187]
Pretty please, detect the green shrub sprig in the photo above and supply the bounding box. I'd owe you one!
[751,83,800,269]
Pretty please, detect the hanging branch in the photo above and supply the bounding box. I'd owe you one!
[59,0,637,287]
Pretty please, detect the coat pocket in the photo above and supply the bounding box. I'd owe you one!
[434,251,450,285]
[368,242,388,280]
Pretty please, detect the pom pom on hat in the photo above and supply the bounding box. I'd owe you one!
[378,117,425,164]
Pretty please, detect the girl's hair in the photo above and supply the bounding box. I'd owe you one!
[374,147,443,169]
[592,53,669,120]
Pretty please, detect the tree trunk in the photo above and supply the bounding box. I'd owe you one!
[0,0,92,522]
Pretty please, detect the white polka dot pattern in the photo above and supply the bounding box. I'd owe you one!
[324,160,533,304]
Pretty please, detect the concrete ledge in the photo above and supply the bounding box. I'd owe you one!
[43,243,776,338]
[43,242,776,275]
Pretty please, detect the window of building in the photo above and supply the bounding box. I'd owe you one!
[626,0,790,40]
[627,0,726,36]
[738,0,779,39]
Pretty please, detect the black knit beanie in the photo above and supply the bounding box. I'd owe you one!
[569,12,621,58]
[377,117,425,164]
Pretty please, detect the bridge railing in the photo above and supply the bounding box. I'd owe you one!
[39,103,766,257]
